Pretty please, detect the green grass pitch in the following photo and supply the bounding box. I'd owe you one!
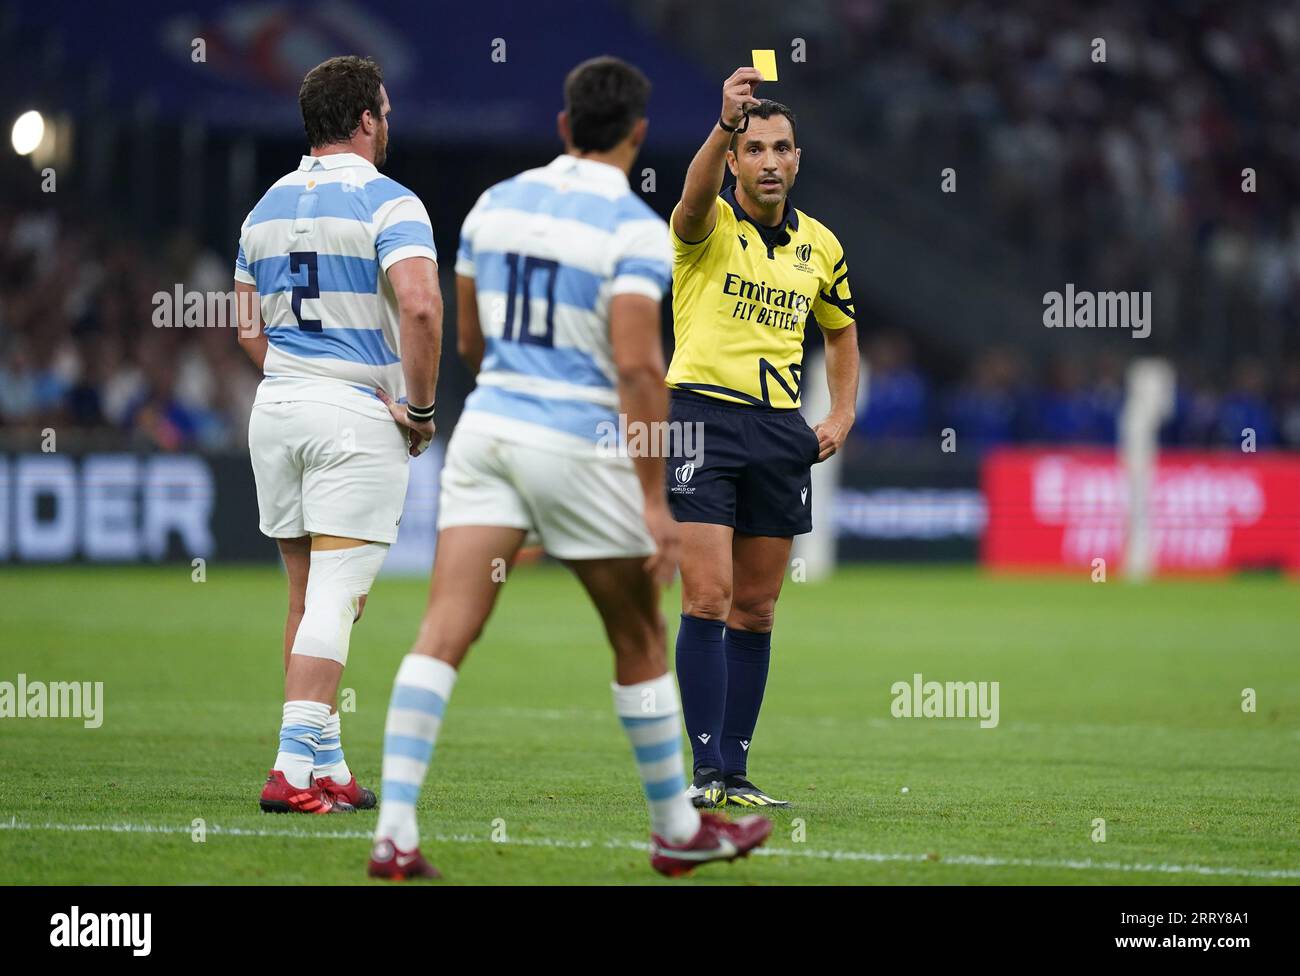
[1,563,1296,885]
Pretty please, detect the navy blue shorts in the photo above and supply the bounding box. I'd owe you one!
[666,389,820,537]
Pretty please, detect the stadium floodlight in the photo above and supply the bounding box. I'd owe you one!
[11,110,45,156]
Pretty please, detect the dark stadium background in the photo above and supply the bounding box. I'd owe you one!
[1,0,1298,571]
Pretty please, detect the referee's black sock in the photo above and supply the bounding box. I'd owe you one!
[675,614,726,774]
[720,626,772,778]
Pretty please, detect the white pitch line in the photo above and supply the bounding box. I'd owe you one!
[2,818,1297,880]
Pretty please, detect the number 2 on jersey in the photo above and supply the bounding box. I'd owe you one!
[289,251,322,332]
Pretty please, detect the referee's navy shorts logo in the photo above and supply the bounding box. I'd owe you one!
[665,389,819,537]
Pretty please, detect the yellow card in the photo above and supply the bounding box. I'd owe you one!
[751,49,778,82]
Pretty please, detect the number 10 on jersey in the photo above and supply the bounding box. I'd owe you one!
[501,252,557,347]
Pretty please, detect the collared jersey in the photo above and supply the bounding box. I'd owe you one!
[667,185,853,409]
[234,152,437,423]
[455,154,671,453]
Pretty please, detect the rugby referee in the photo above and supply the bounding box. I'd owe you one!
[668,68,858,808]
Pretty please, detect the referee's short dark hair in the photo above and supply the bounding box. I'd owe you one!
[564,56,652,152]
[300,56,384,149]
[730,99,798,151]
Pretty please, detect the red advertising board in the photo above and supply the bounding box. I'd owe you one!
[981,449,1300,574]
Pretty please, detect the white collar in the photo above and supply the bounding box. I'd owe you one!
[546,154,629,190]
[298,152,376,172]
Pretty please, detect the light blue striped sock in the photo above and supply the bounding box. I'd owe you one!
[274,700,331,789]
[374,654,457,851]
[613,673,700,844]
[313,711,351,783]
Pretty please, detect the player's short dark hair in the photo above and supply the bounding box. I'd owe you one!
[730,99,797,151]
[299,56,384,148]
[563,56,651,152]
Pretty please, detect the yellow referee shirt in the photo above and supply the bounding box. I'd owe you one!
[667,185,854,409]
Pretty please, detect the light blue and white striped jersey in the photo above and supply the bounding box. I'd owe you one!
[234,152,436,422]
[455,154,671,451]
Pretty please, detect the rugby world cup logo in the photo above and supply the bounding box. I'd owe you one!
[796,243,812,263]
[672,462,696,494]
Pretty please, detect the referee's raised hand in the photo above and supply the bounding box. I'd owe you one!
[722,67,763,129]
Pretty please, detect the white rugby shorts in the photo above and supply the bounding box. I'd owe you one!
[438,421,653,560]
[248,401,409,544]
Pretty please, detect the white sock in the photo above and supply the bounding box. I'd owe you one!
[374,654,457,851]
[612,673,701,844]
[275,700,331,789]
[314,712,351,783]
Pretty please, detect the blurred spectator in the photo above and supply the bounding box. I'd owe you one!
[1278,361,1300,447]
[123,354,202,452]
[1217,357,1278,446]
[1162,362,1222,446]
[858,331,930,440]
[942,347,1025,446]
[1086,352,1126,443]
[1031,357,1104,443]
[0,340,38,423]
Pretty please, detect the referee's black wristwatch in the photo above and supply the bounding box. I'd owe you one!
[718,112,749,134]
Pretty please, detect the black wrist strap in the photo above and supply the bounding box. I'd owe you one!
[718,111,749,134]
[406,403,435,423]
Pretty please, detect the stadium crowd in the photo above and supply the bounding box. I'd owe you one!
[856,330,1300,448]
[0,206,1294,454]
[814,0,1300,363]
[2,205,1297,452]
[0,207,261,450]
